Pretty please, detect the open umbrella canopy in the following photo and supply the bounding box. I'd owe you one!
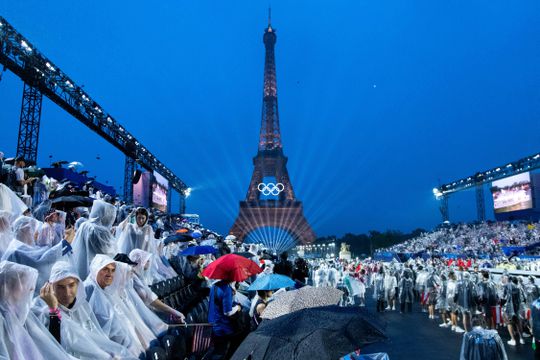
[262,286,343,319]
[201,254,261,282]
[179,245,216,256]
[248,274,295,291]
[225,234,236,241]
[50,195,94,210]
[67,161,84,169]
[231,306,386,360]
[164,233,194,245]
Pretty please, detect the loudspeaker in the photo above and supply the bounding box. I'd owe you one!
[132,169,142,184]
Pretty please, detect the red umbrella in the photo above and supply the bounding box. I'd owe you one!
[202,254,262,282]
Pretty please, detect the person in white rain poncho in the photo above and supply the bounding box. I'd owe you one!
[0,260,72,360]
[36,209,66,247]
[314,263,328,288]
[2,216,71,295]
[0,183,28,219]
[326,265,340,288]
[373,267,386,312]
[446,271,461,332]
[112,254,176,337]
[107,260,162,345]
[32,260,137,359]
[384,269,398,311]
[128,249,186,322]
[116,208,155,254]
[0,210,13,257]
[116,207,177,283]
[84,255,146,356]
[415,266,429,310]
[72,200,118,278]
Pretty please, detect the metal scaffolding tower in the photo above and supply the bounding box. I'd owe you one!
[123,156,136,203]
[16,83,42,162]
[476,183,485,222]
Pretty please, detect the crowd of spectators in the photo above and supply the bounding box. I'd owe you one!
[376,221,540,263]
[0,153,316,359]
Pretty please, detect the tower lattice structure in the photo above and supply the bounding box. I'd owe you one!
[230,20,316,245]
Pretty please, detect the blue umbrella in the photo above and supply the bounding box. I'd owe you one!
[180,245,216,256]
[191,230,202,239]
[248,274,295,291]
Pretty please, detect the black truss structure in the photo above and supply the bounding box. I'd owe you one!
[16,82,42,162]
[476,184,485,222]
[433,151,540,221]
[123,156,136,203]
[434,152,540,196]
[0,16,189,195]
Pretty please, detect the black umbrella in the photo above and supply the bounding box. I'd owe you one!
[50,195,95,210]
[164,233,194,245]
[234,252,256,259]
[231,306,386,360]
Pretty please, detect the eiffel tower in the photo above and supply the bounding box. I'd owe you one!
[230,17,316,247]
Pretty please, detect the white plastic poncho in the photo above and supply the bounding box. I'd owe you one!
[384,274,398,299]
[109,262,165,341]
[327,267,340,288]
[0,260,72,360]
[36,211,66,247]
[125,266,169,336]
[2,216,67,295]
[33,261,137,359]
[72,200,118,278]
[0,183,28,219]
[117,222,155,254]
[0,210,13,257]
[74,217,87,231]
[129,249,159,305]
[84,255,146,357]
[151,239,178,283]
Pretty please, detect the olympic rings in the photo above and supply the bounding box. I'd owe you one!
[257,182,285,196]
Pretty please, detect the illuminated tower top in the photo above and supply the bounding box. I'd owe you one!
[258,9,282,151]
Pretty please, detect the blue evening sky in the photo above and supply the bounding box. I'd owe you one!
[0,1,539,238]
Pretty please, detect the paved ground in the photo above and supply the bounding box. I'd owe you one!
[359,298,532,360]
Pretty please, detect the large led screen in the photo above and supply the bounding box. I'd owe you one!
[152,171,168,212]
[491,173,533,213]
[133,171,151,208]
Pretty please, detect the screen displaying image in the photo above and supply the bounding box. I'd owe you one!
[133,171,151,208]
[152,171,168,212]
[491,172,533,214]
